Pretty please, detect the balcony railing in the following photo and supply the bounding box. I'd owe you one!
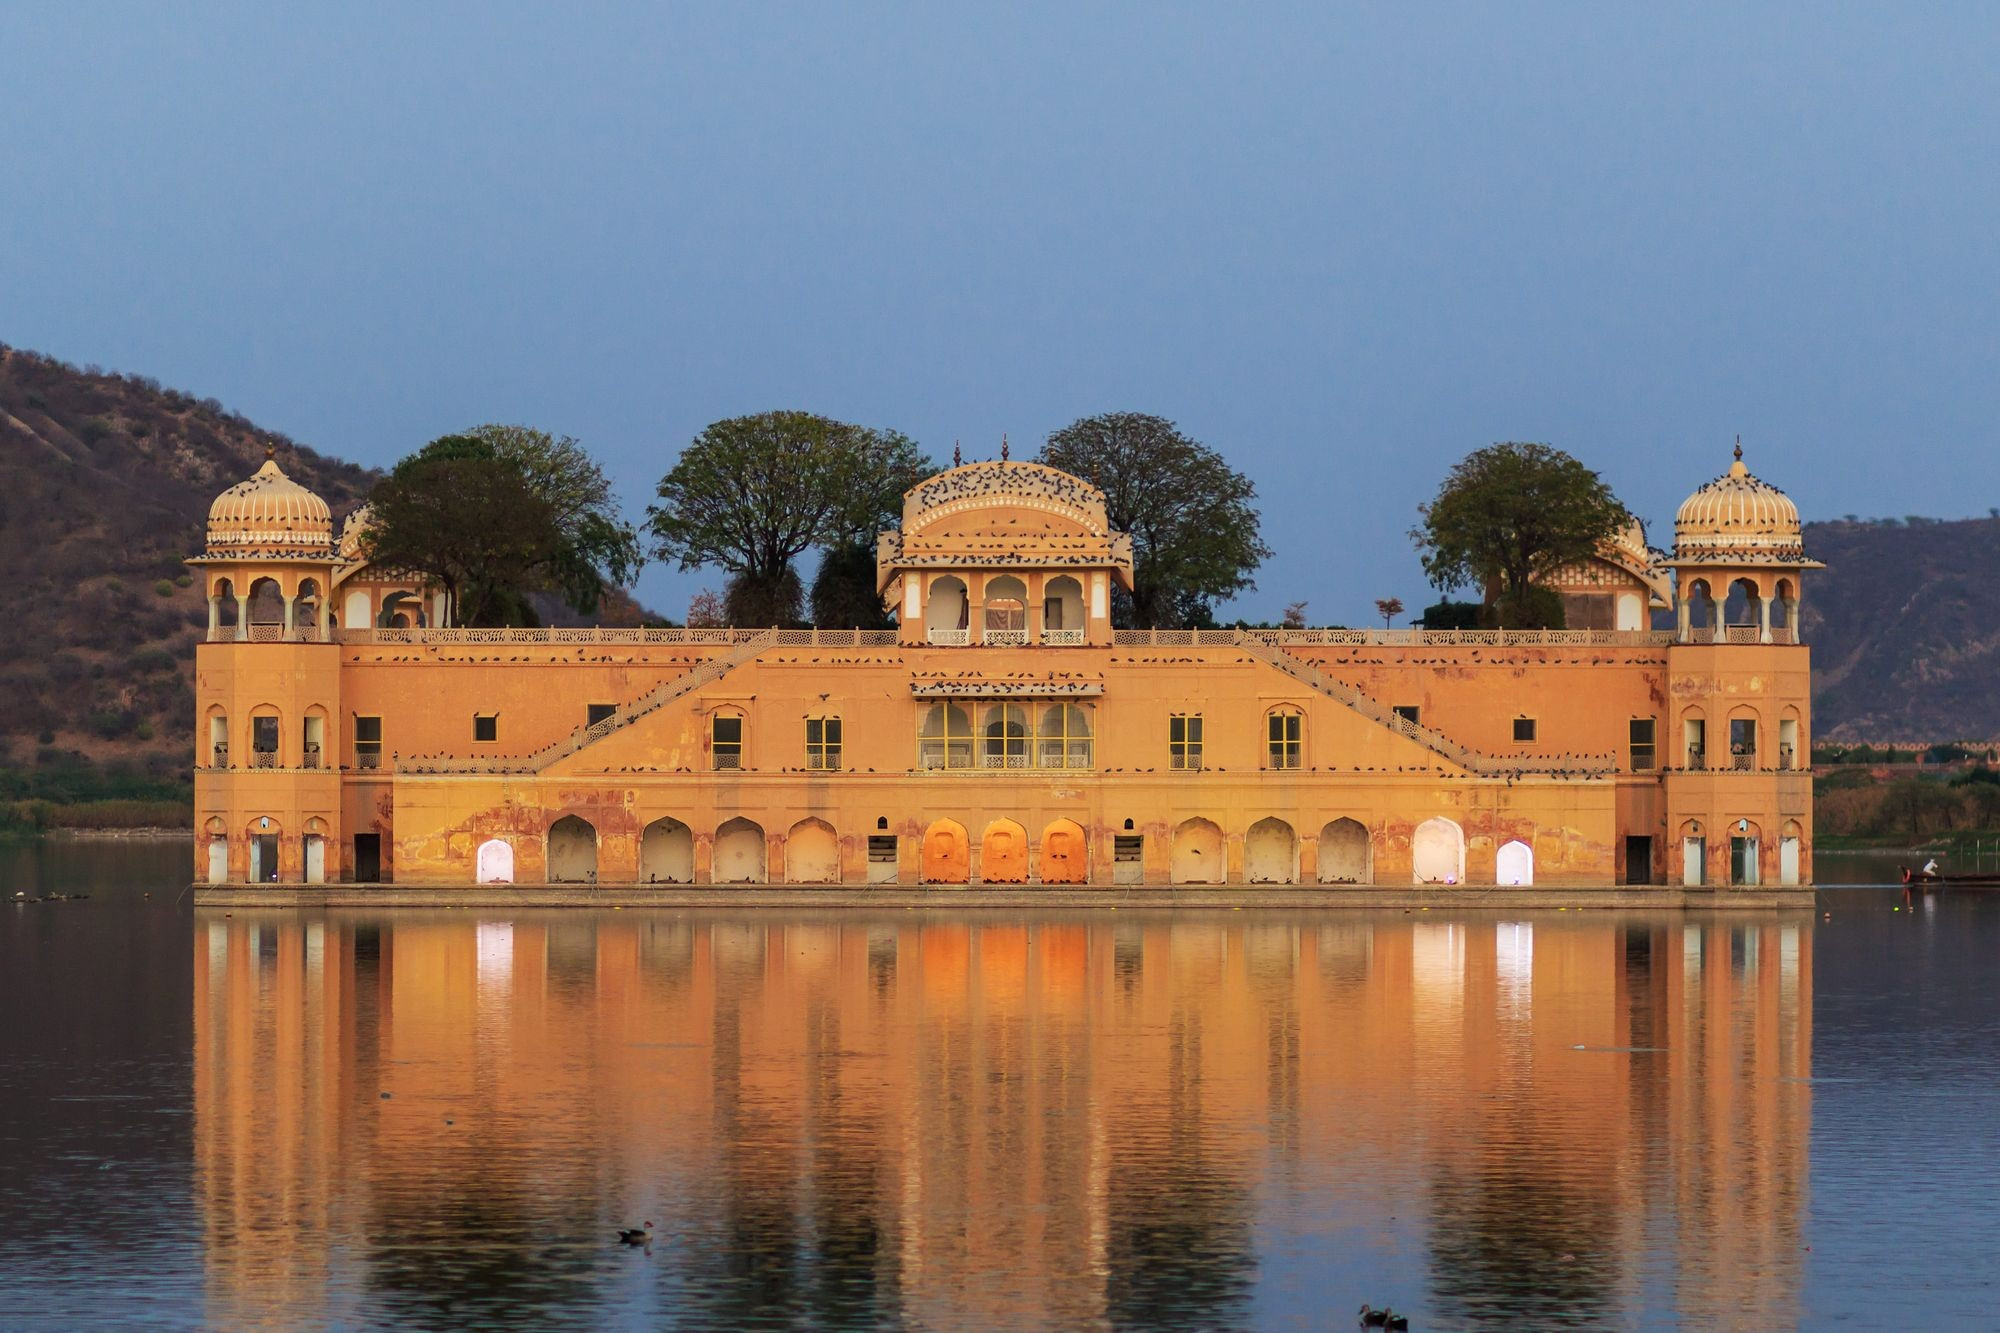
[982,628,1030,647]
[210,744,229,768]
[1687,746,1706,770]
[1725,625,1761,644]
[928,629,970,647]
[1732,751,1756,771]
[1042,629,1085,646]
[355,750,382,771]
[805,753,842,771]
[1779,745,1796,770]
[250,750,279,769]
[712,753,742,771]
[301,747,322,770]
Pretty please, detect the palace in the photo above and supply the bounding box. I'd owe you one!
[189,445,1817,891]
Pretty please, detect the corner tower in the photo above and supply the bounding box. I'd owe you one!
[1663,442,1818,889]
[187,451,344,884]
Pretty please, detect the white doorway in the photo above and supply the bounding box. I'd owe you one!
[304,835,325,884]
[206,839,228,884]
[476,838,515,884]
[1496,839,1534,887]
[1682,837,1705,887]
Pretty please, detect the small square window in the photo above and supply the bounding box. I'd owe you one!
[1513,717,1536,743]
[1393,705,1420,725]
[474,714,498,742]
[587,703,615,728]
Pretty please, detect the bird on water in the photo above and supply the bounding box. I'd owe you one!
[618,1222,653,1245]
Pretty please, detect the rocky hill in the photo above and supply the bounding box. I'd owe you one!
[1803,514,2000,743]
[0,344,655,801]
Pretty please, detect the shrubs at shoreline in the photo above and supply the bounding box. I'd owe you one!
[1816,767,2000,844]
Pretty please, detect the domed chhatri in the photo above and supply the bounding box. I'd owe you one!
[337,503,375,562]
[1673,441,1804,561]
[205,451,335,553]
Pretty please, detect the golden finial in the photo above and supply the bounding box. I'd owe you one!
[1733,436,1742,462]
[1001,434,1009,462]
[953,441,962,467]
[265,443,276,461]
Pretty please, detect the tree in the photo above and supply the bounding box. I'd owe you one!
[460,425,642,615]
[811,540,894,629]
[360,429,641,626]
[1282,601,1309,629]
[1374,597,1404,629]
[648,412,930,626]
[685,589,727,628]
[1411,443,1628,629]
[1039,413,1270,629]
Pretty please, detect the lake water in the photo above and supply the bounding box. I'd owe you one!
[3,841,1996,1329]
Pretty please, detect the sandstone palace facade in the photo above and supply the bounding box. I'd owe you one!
[190,446,1816,891]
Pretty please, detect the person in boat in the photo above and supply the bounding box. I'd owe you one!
[1923,857,1940,877]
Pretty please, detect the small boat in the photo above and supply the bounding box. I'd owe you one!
[1901,867,2000,889]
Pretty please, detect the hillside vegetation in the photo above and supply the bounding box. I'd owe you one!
[1802,514,2000,743]
[0,346,666,826]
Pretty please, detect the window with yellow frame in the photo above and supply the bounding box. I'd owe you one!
[1169,712,1204,770]
[1267,709,1302,769]
[805,716,842,770]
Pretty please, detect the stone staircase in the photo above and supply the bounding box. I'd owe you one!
[1233,636,1616,776]
[412,629,779,775]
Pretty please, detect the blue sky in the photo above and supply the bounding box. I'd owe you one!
[4,3,1997,622]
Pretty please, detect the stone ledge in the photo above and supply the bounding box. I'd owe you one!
[192,885,1818,910]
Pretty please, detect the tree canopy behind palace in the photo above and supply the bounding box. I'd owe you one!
[1411,442,1629,629]
[361,426,641,627]
[1039,412,1270,629]
[647,411,930,627]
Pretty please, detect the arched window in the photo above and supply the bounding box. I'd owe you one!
[1773,578,1799,642]
[206,709,230,768]
[250,706,282,769]
[981,703,1029,769]
[983,575,1027,644]
[1266,707,1302,770]
[1682,708,1708,771]
[1043,575,1084,641]
[1724,578,1763,641]
[296,578,324,639]
[247,578,285,640]
[211,577,239,640]
[1037,703,1093,769]
[1496,839,1534,886]
[919,703,973,770]
[1728,708,1761,770]
[1683,579,1716,642]
[301,707,327,770]
[925,576,969,645]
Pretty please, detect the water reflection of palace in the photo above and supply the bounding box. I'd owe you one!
[193,910,1811,1327]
